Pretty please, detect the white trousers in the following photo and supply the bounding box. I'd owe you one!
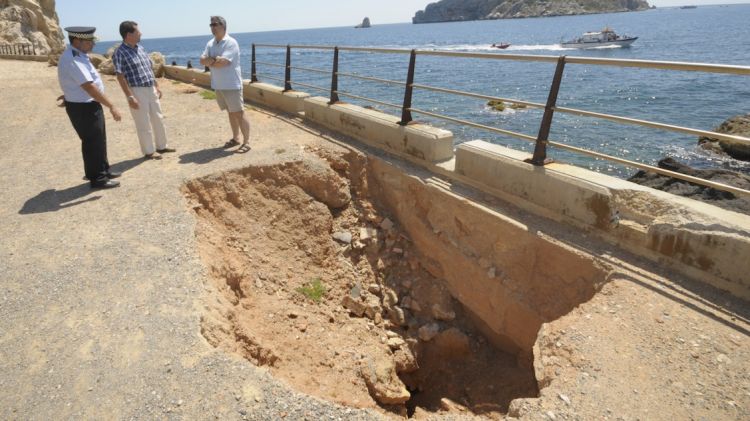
[129,86,168,155]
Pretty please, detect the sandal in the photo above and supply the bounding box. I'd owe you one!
[235,143,251,154]
[223,139,240,148]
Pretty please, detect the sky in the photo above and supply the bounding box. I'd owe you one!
[56,0,749,42]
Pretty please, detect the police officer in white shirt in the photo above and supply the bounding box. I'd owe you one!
[57,26,123,189]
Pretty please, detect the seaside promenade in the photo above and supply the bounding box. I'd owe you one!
[1,59,748,420]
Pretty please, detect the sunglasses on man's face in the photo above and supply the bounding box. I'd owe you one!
[210,23,221,27]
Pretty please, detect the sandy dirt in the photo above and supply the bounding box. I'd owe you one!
[0,58,748,421]
[183,147,538,418]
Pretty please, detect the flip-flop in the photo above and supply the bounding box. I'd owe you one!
[235,143,251,154]
[223,139,240,148]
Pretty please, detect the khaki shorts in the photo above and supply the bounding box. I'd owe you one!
[215,89,244,112]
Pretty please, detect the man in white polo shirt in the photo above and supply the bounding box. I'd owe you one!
[199,16,251,153]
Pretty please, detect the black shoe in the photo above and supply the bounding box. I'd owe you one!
[156,147,176,153]
[83,172,121,181]
[91,179,120,189]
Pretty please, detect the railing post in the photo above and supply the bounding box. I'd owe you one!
[329,47,340,104]
[399,49,417,125]
[251,43,258,82]
[529,55,566,166]
[32,44,36,55]
[283,44,292,92]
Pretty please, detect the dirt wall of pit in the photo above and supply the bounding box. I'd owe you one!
[365,157,612,357]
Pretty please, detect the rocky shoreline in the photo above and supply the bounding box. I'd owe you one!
[628,158,750,214]
[628,113,750,214]
[413,0,651,24]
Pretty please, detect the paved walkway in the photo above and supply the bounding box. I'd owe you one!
[0,59,379,420]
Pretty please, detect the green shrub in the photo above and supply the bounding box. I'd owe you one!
[200,90,216,100]
[297,278,326,302]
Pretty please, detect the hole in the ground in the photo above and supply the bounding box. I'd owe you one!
[183,145,600,418]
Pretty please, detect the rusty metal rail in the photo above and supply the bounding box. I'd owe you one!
[251,43,750,198]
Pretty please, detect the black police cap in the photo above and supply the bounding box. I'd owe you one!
[65,27,97,40]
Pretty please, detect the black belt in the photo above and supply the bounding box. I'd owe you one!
[64,100,100,106]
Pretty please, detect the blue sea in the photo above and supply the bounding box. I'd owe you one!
[96,5,750,177]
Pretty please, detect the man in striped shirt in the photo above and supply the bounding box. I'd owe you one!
[113,21,174,160]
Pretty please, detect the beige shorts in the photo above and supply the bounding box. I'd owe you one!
[215,89,244,112]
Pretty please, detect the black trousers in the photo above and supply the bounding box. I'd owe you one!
[65,101,110,185]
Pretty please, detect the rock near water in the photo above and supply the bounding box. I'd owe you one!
[0,0,64,54]
[628,157,750,214]
[355,17,371,28]
[413,0,651,24]
[698,113,750,162]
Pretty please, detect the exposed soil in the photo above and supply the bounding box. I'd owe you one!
[183,145,538,418]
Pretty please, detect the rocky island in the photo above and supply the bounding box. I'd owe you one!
[355,17,371,28]
[413,0,651,24]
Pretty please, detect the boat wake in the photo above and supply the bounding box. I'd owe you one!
[501,44,624,51]
[380,43,625,52]
[411,43,567,52]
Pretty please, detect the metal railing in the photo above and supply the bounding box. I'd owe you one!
[0,44,38,56]
[250,43,750,198]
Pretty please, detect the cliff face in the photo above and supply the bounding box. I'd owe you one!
[0,0,64,54]
[413,0,651,24]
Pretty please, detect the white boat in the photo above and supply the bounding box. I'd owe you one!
[561,27,637,49]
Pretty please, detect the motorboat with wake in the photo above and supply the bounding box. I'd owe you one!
[491,42,511,49]
[561,27,637,49]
